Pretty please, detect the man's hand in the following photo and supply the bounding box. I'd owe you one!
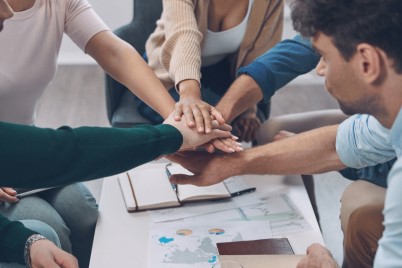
[232,106,261,142]
[166,151,236,186]
[30,239,78,268]
[0,187,18,203]
[164,113,239,152]
[296,244,340,268]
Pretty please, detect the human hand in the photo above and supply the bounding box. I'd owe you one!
[232,107,261,142]
[296,243,340,268]
[30,239,78,268]
[164,113,238,152]
[273,130,296,141]
[166,151,236,186]
[0,187,18,203]
[175,80,225,133]
[200,138,243,153]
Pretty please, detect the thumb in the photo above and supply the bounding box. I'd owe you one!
[170,174,196,185]
[211,121,232,131]
[56,253,79,268]
[209,129,232,140]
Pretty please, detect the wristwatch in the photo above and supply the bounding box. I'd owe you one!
[24,234,47,268]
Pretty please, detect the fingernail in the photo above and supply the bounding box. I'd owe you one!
[232,135,239,140]
[236,146,244,151]
[228,148,235,153]
[236,142,242,146]
[205,128,211,133]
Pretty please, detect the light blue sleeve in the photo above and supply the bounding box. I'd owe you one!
[374,158,402,267]
[336,114,396,168]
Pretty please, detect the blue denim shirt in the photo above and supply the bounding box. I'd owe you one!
[336,109,402,267]
[237,34,320,102]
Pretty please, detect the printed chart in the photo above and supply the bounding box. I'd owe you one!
[149,221,272,268]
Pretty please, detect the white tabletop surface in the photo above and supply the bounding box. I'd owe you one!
[89,172,324,268]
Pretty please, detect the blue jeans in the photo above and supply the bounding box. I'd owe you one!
[0,220,61,268]
[339,158,396,188]
[0,183,98,268]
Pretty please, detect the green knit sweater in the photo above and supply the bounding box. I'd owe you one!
[0,121,183,264]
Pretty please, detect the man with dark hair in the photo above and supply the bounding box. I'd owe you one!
[168,0,402,267]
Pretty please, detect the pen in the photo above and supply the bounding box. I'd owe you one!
[230,187,256,197]
[165,163,177,193]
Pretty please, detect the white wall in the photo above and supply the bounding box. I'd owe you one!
[58,0,132,64]
[59,1,322,84]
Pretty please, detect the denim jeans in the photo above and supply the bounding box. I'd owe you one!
[0,183,98,268]
[339,158,396,188]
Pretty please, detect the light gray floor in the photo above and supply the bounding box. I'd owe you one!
[36,65,351,265]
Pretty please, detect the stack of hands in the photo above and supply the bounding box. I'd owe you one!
[163,99,243,153]
[22,104,243,268]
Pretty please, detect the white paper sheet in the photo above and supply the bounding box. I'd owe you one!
[176,193,312,236]
[148,221,273,268]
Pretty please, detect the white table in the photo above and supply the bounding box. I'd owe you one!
[89,173,324,267]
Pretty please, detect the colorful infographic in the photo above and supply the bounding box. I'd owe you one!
[149,221,272,268]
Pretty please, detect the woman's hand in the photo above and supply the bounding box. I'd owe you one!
[0,187,18,204]
[175,80,224,133]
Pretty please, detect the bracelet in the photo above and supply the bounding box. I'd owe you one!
[24,234,47,268]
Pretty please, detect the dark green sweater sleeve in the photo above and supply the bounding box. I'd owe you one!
[0,122,183,188]
[0,214,36,264]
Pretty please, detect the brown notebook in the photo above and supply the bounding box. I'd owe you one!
[217,238,294,255]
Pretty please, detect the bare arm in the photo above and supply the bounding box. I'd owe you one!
[168,125,346,186]
[85,31,175,120]
[216,74,263,123]
[236,125,344,175]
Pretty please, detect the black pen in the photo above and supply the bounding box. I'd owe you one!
[230,187,256,197]
[165,163,177,193]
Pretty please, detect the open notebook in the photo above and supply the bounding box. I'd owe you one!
[118,162,255,212]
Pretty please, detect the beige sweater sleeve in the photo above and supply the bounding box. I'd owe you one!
[159,0,203,89]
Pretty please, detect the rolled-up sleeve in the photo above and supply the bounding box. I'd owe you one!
[336,114,396,168]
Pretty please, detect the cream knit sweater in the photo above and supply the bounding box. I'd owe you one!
[145,0,284,91]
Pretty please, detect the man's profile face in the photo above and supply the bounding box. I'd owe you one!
[313,32,380,116]
[0,0,14,32]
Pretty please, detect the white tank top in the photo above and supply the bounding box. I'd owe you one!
[201,0,254,67]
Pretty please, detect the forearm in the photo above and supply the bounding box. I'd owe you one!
[178,79,201,97]
[87,32,175,119]
[0,122,182,188]
[0,215,35,264]
[216,75,263,123]
[231,125,345,175]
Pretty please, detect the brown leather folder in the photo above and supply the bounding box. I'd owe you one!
[217,238,294,255]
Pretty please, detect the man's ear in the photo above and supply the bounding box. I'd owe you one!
[355,44,383,84]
